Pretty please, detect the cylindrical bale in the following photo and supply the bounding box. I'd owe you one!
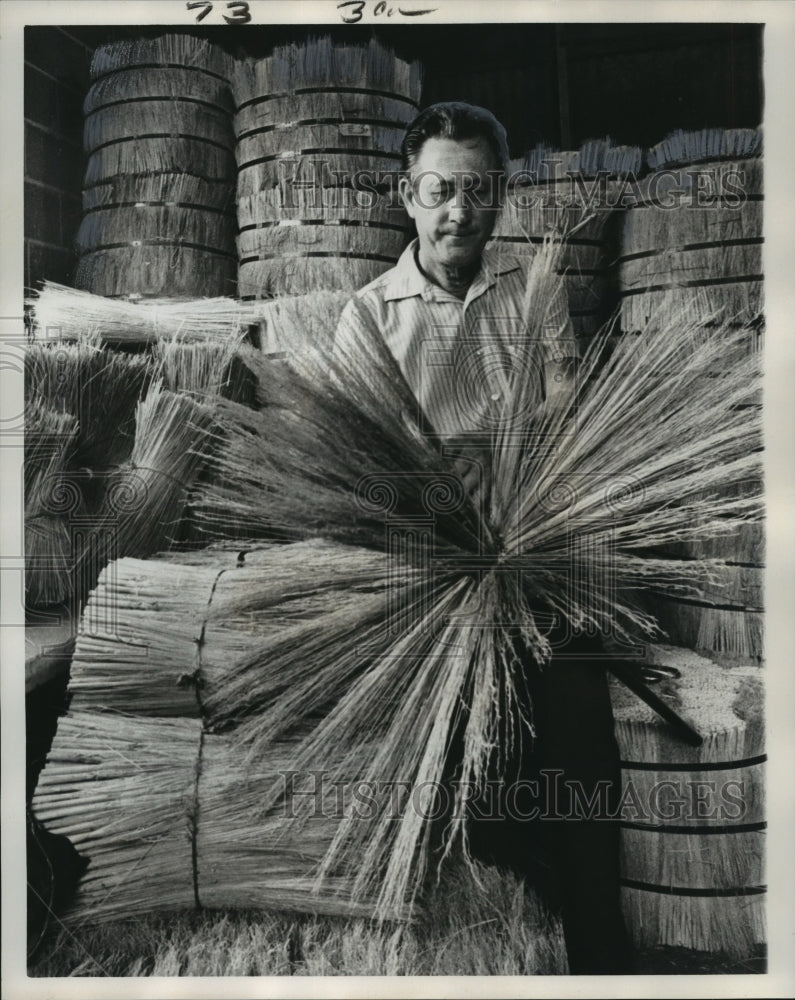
[617,156,763,332]
[644,477,764,664]
[231,40,421,194]
[77,35,236,299]
[231,38,420,298]
[74,245,237,300]
[609,648,765,959]
[617,167,765,661]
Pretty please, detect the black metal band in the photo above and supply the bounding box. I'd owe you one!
[89,133,233,155]
[238,218,407,235]
[620,273,764,297]
[239,250,399,266]
[83,200,235,219]
[618,236,764,265]
[237,116,409,142]
[620,753,766,773]
[620,877,765,897]
[91,62,229,85]
[81,240,236,261]
[236,85,419,112]
[238,147,401,170]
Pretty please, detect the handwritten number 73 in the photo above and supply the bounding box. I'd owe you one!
[187,2,252,24]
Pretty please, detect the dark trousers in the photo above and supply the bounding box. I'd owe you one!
[440,633,635,975]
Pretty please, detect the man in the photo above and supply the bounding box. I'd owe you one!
[335,102,634,975]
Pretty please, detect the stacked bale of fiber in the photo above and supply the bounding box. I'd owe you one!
[617,127,763,333]
[31,543,413,922]
[609,646,765,960]
[232,36,421,299]
[617,127,764,662]
[490,139,643,343]
[75,34,237,299]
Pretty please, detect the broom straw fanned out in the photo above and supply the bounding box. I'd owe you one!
[194,237,762,920]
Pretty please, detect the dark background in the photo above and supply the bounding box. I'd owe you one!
[24,22,763,291]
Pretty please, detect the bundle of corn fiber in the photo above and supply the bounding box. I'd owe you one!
[189,242,762,920]
[232,36,421,298]
[23,333,241,611]
[617,127,764,662]
[492,139,643,342]
[610,647,765,958]
[618,127,763,333]
[76,34,237,298]
[27,282,255,346]
[24,343,151,607]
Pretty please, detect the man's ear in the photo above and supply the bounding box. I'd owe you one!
[398,175,416,220]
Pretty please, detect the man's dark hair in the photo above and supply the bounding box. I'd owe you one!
[401,102,510,176]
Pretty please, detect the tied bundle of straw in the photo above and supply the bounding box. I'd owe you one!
[66,541,412,722]
[32,710,394,923]
[232,36,420,298]
[491,139,642,342]
[609,647,765,958]
[28,282,256,346]
[35,541,422,922]
[187,241,763,920]
[78,34,236,299]
[617,127,763,333]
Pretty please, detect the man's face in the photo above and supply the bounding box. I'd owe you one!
[399,136,502,272]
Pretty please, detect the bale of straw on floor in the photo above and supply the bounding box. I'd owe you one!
[31,710,389,924]
[610,645,765,958]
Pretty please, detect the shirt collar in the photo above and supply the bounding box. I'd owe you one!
[382,238,522,303]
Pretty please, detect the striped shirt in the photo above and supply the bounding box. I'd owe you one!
[334,238,575,441]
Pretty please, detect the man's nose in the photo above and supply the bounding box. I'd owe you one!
[448,195,473,225]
